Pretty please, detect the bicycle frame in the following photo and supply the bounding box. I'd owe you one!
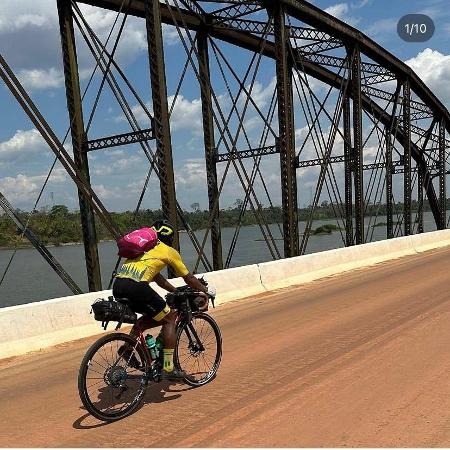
[123,309,207,369]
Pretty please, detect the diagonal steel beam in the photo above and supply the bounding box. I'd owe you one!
[0,54,122,241]
[0,192,83,295]
[66,0,446,232]
[279,0,450,132]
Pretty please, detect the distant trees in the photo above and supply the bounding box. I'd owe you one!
[0,198,441,249]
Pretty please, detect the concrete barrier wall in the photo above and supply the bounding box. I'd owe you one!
[258,235,420,291]
[410,229,450,252]
[1,229,450,360]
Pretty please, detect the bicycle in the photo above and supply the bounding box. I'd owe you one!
[78,282,222,422]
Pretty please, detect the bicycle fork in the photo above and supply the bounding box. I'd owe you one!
[184,322,205,354]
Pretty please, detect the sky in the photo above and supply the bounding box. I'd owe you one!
[1,0,450,213]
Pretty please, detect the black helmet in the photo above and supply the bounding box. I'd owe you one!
[151,219,175,246]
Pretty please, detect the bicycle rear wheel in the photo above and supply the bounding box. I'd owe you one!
[78,333,149,422]
[174,313,222,387]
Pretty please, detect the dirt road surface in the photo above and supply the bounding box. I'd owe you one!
[1,247,450,447]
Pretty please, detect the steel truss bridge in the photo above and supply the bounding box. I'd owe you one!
[1,0,449,294]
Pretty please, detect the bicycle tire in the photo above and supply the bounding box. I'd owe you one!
[174,313,222,387]
[78,333,149,422]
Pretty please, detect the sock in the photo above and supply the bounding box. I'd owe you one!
[163,348,174,372]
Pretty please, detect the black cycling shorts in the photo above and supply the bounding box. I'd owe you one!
[112,277,170,321]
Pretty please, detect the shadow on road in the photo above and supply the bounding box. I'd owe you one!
[73,379,195,428]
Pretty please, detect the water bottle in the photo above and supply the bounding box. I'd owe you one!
[145,334,157,360]
[155,334,163,353]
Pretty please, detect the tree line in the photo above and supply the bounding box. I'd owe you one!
[0,199,439,248]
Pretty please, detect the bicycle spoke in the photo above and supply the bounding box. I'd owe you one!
[87,379,106,389]
[95,350,111,369]
[86,366,105,377]
[175,314,221,385]
[79,334,147,421]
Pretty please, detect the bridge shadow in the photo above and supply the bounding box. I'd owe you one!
[73,379,196,429]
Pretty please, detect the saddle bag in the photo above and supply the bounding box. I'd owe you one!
[91,297,138,330]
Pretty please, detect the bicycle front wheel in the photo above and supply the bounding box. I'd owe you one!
[175,312,222,387]
[78,333,149,422]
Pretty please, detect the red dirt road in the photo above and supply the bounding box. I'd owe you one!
[1,247,450,447]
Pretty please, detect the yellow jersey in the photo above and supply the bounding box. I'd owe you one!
[115,242,189,282]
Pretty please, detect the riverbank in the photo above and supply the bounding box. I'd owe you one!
[1,203,436,249]
[0,239,115,251]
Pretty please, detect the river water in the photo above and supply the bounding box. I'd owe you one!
[0,212,439,308]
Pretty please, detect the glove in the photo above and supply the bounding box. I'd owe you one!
[207,286,216,299]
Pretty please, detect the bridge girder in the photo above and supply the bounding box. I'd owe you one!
[2,0,449,294]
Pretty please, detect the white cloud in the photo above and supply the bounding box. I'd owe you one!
[325,3,349,19]
[0,13,51,33]
[163,24,189,46]
[324,2,360,26]
[17,68,64,91]
[250,78,277,110]
[92,184,123,200]
[405,49,450,107]
[0,129,48,164]
[117,95,203,133]
[91,154,145,176]
[351,0,372,7]
[0,1,55,33]
[0,1,149,91]
[175,158,206,188]
[0,169,68,205]
[169,95,203,132]
[365,18,397,40]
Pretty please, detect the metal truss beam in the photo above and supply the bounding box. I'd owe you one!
[303,53,392,78]
[0,192,83,296]
[418,167,424,233]
[362,85,432,115]
[280,0,450,131]
[24,0,445,267]
[403,80,412,235]
[363,73,397,86]
[386,83,401,239]
[145,0,179,251]
[343,94,353,246]
[211,2,264,24]
[69,0,445,235]
[78,0,450,130]
[351,46,364,244]
[57,0,102,291]
[86,127,155,151]
[197,30,223,271]
[216,143,279,163]
[411,124,450,148]
[439,119,447,229]
[296,155,406,172]
[274,4,299,258]
[296,154,345,168]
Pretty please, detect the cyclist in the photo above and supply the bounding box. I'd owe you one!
[113,219,215,380]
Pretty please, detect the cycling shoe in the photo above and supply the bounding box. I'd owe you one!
[162,368,188,381]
